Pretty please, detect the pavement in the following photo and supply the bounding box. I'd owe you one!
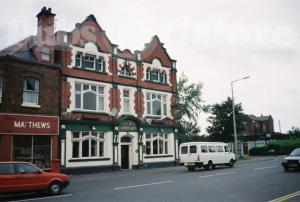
[1,155,299,202]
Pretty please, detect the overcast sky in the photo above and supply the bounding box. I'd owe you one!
[1,0,299,133]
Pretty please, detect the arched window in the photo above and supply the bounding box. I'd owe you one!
[75,83,105,111]
[146,93,167,116]
[145,133,168,155]
[121,66,132,77]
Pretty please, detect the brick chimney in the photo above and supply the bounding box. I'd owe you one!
[36,7,56,45]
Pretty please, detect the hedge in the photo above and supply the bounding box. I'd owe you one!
[249,138,300,156]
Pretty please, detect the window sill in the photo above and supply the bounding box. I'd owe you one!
[145,79,168,85]
[119,75,136,80]
[72,110,109,115]
[69,158,111,162]
[144,155,173,159]
[21,103,41,108]
[145,115,168,119]
[73,67,108,75]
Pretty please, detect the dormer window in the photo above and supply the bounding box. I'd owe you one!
[41,47,50,61]
[121,66,132,77]
[146,68,151,80]
[75,52,82,68]
[151,69,159,82]
[84,54,96,70]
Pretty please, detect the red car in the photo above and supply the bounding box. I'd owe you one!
[0,162,69,195]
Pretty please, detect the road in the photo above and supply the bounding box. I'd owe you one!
[1,156,299,202]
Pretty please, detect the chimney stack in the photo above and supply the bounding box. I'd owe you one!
[36,7,56,45]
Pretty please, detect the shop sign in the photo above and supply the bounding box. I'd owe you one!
[0,114,59,135]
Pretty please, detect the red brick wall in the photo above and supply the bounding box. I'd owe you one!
[0,135,12,161]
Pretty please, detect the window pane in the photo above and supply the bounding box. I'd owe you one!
[75,84,81,92]
[91,140,97,157]
[159,140,164,154]
[83,85,89,91]
[201,146,208,153]
[99,133,104,139]
[83,92,96,110]
[16,164,39,174]
[99,142,104,157]
[98,96,104,111]
[146,141,151,155]
[0,164,15,174]
[82,140,89,157]
[13,136,32,163]
[225,146,229,152]
[25,79,36,91]
[190,146,197,153]
[181,146,188,154]
[73,132,80,138]
[153,100,161,115]
[123,90,129,97]
[147,102,151,114]
[75,94,81,108]
[165,141,168,154]
[146,93,150,100]
[153,140,158,154]
[32,136,51,169]
[82,132,89,137]
[208,146,216,153]
[98,87,104,94]
[146,134,151,139]
[91,86,96,92]
[163,104,167,115]
[72,142,79,158]
[124,99,130,113]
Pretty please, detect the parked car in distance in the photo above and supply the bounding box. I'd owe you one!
[179,142,236,171]
[0,162,69,195]
[281,148,300,171]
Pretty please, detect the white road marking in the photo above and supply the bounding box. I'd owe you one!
[198,171,236,179]
[10,194,73,202]
[269,190,300,202]
[114,180,173,190]
[253,165,277,171]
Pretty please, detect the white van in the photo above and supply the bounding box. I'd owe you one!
[179,142,236,171]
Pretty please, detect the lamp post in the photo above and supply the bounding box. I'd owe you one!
[231,76,250,160]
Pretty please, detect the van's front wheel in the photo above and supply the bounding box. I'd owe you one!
[205,161,213,170]
[228,159,234,168]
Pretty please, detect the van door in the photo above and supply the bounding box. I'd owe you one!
[188,145,198,162]
[180,145,189,163]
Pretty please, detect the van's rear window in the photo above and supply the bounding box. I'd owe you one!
[190,146,197,153]
[181,146,188,154]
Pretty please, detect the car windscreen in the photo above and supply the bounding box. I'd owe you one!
[290,148,300,156]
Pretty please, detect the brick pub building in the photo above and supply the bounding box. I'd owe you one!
[0,7,178,173]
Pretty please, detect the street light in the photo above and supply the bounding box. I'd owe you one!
[231,76,250,160]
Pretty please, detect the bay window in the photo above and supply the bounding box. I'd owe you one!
[146,93,167,116]
[145,133,168,155]
[23,78,39,105]
[72,131,105,159]
[75,83,105,112]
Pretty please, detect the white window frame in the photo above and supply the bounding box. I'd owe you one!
[145,133,168,156]
[97,57,104,72]
[146,68,151,80]
[123,89,130,113]
[23,78,39,106]
[75,52,82,68]
[71,131,105,159]
[151,69,160,82]
[74,82,105,112]
[84,54,96,70]
[146,93,167,116]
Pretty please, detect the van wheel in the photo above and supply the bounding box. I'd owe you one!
[48,181,62,195]
[228,159,234,168]
[205,161,213,170]
[283,166,289,172]
[188,166,195,171]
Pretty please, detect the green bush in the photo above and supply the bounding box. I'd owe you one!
[249,138,300,156]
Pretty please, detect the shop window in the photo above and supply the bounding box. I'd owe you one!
[123,90,130,113]
[41,46,50,61]
[145,133,168,155]
[75,83,105,112]
[71,131,105,159]
[23,78,39,105]
[13,136,51,169]
[146,93,167,116]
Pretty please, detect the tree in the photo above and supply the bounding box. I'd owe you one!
[206,97,248,142]
[176,73,204,142]
[288,127,300,137]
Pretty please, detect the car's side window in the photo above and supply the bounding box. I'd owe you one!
[216,146,224,153]
[208,146,216,153]
[224,146,229,152]
[0,164,15,174]
[16,164,40,174]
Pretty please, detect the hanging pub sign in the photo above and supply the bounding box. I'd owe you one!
[0,113,59,135]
